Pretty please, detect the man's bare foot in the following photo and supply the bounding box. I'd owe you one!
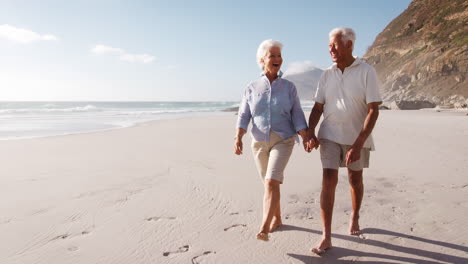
[311,238,332,255]
[269,218,283,232]
[349,214,361,235]
[256,232,269,241]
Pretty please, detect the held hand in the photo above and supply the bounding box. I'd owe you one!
[298,129,311,152]
[345,146,361,166]
[308,134,320,150]
[302,140,311,152]
[234,138,243,155]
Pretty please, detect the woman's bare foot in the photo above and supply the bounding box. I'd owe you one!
[349,214,361,235]
[269,217,283,232]
[311,238,332,255]
[256,232,269,241]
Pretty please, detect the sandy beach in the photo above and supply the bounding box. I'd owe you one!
[0,110,467,264]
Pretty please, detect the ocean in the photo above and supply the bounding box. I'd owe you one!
[0,101,240,140]
[0,101,314,140]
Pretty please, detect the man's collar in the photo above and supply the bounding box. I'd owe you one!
[349,57,362,67]
[331,57,361,70]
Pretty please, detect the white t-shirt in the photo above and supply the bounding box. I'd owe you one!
[314,58,382,150]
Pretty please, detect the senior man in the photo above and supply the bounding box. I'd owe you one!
[308,27,382,254]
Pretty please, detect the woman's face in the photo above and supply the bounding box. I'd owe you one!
[262,46,282,75]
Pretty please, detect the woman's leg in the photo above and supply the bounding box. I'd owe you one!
[251,140,272,240]
[258,134,294,239]
[257,178,281,240]
[270,201,282,232]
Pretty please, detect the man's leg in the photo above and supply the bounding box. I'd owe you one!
[313,168,338,251]
[348,168,363,235]
[257,179,281,241]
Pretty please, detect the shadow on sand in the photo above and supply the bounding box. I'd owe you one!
[279,225,468,264]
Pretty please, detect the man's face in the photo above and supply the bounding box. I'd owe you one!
[262,46,283,74]
[329,34,351,63]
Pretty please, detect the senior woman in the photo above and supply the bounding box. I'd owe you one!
[234,39,310,241]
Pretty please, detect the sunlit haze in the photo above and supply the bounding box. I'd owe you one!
[0,0,411,101]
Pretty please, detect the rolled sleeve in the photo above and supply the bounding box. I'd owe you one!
[366,67,382,104]
[236,88,251,130]
[290,84,308,132]
[314,72,327,104]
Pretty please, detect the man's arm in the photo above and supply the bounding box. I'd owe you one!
[307,102,324,150]
[345,102,381,166]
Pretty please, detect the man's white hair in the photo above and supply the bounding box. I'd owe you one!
[329,27,356,51]
[256,39,283,70]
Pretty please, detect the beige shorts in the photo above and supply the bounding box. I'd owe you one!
[251,131,295,183]
[320,138,370,171]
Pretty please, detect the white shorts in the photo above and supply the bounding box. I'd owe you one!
[251,131,295,183]
[320,138,370,171]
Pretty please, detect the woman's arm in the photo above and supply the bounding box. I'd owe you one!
[234,88,251,155]
[234,128,247,155]
[290,84,309,149]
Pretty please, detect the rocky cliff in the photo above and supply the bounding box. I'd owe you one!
[364,0,468,109]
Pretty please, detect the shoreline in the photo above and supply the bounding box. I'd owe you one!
[3,108,467,142]
[0,111,233,141]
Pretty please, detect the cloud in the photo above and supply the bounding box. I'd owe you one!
[0,24,59,44]
[41,34,59,41]
[91,44,123,54]
[119,53,155,64]
[283,61,322,76]
[91,44,155,64]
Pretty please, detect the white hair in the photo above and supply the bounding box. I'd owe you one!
[256,39,283,70]
[329,27,356,51]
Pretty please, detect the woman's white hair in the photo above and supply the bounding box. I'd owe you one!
[329,27,356,51]
[256,39,283,70]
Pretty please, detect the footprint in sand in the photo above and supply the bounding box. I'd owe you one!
[192,251,216,264]
[146,216,177,222]
[48,234,71,243]
[288,194,299,204]
[0,218,11,224]
[68,246,79,252]
[382,182,395,188]
[223,224,247,231]
[32,208,51,216]
[163,245,189,256]
[51,234,70,241]
[449,184,468,189]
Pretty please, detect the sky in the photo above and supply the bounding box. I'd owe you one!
[0,0,411,101]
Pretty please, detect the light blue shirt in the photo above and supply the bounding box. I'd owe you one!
[236,72,307,142]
